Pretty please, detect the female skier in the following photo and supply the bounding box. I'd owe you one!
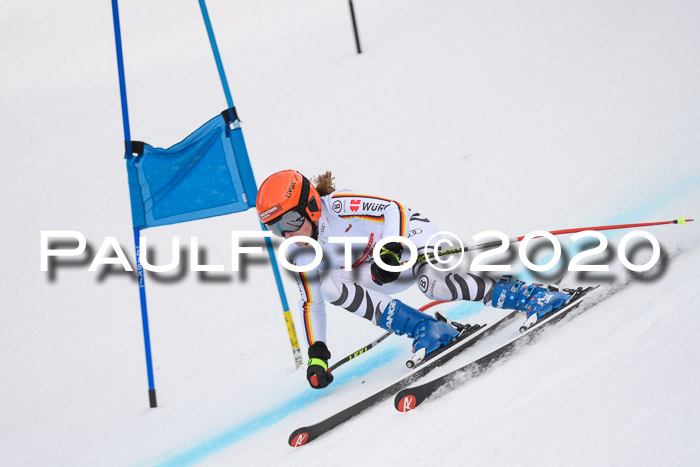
[256,170,572,389]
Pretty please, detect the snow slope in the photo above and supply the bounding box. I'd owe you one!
[1,0,699,466]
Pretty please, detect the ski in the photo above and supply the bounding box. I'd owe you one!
[288,308,518,447]
[393,286,598,412]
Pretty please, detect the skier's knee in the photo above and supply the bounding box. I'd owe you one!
[414,265,452,300]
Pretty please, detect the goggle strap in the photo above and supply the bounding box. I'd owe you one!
[298,176,310,214]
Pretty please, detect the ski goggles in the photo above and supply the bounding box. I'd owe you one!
[264,209,306,237]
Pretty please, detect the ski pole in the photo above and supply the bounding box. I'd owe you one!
[512,216,693,240]
[411,216,694,264]
[328,331,391,372]
[328,300,450,372]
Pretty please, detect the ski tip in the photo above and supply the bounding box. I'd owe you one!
[395,394,417,412]
[289,430,311,447]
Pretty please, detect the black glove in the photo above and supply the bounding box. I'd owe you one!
[307,341,334,389]
[371,242,404,285]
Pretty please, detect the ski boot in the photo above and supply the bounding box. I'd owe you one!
[491,276,572,333]
[379,299,459,367]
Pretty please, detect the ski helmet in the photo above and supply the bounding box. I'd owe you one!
[256,170,322,234]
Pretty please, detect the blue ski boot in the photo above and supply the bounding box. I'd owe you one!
[491,276,572,330]
[379,299,459,359]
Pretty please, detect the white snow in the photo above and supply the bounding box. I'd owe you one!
[1,0,699,466]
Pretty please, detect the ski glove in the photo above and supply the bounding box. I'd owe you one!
[371,242,404,286]
[307,341,334,389]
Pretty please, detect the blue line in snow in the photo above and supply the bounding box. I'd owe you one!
[607,173,700,225]
[152,303,481,466]
[518,173,700,284]
[152,345,401,466]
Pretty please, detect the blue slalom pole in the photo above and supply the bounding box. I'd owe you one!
[134,228,157,407]
[111,0,132,156]
[111,0,158,407]
[199,0,302,367]
[198,0,235,117]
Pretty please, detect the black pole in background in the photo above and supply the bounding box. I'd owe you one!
[348,0,362,54]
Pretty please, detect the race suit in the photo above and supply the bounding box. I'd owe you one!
[286,190,495,346]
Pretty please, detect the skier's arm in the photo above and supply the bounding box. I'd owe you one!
[294,268,333,389]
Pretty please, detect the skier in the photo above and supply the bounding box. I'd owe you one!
[257,170,573,389]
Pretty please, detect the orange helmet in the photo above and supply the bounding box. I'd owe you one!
[256,171,322,230]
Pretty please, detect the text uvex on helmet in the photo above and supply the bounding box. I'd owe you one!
[256,170,321,236]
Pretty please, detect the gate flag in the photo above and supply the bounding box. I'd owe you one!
[126,112,257,230]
